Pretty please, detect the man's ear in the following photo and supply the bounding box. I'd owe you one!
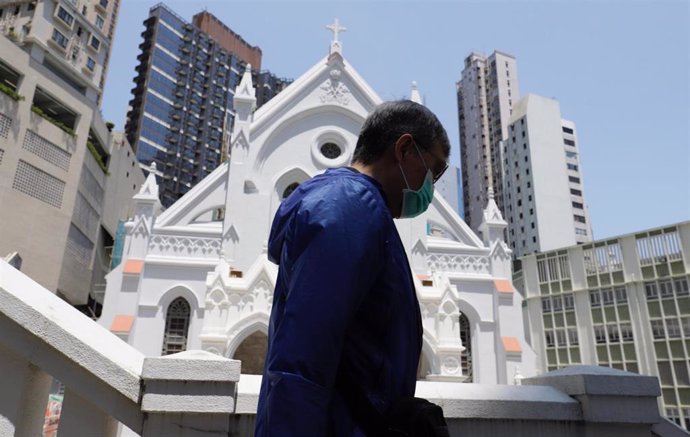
[393,134,414,163]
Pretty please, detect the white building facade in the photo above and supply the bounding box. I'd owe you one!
[503,94,593,258]
[516,221,690,431]
[0,0,142,309]
[100,35,536,394]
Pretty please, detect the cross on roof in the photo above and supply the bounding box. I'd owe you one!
[326,18,347,43]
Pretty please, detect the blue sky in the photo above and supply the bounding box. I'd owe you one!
[102,0,689,239]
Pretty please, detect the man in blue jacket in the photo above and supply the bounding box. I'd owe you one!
[255,100,450,436]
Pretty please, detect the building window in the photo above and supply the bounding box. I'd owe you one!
[86,57,95,71]
[320,142,342,159]
[570,188,582,196]
[161,297,191,355]
[614,287,627,303]
[674,278,689,296]
[601,288,614,306]
[99,0,108,8]
[555,329,566,347]
[282,182,299,200]
[545,330,554,348]
[572,201,584,209]
[590,290,601,307]
[51,28,69,49]
[56,6,75,27]
[574,215,586,223]
[459,313,472,382]
[607,324,620,343]
[659,280,674,298]
[593,325,607,344]
[89,35,101,51]
[95,14,104,29]
[563,293,575,310]
[620,323,634,342]
[667,318,682,338]
[564,139,575,146]
[567,163,578,171]
[650,319,665,339]
[562,126,574,134]
[567,327,579,346]
[645,282,658,299]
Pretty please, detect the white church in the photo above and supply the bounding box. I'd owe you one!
[99,24,536,386]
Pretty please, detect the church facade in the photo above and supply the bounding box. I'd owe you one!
[99,31,535,385]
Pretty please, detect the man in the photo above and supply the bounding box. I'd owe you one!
[255,100,451,436]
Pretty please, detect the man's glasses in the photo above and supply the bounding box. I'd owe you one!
[410,135,449,183]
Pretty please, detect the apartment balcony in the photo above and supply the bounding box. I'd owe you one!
[1,261,688,437]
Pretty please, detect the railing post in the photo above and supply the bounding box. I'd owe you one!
[523,365,664,435]
[140,350,241,437]
[0,343,52,437]
[57,388,118,437]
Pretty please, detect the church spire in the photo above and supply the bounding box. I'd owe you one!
[410,81,423,104]
[326,18,346,55]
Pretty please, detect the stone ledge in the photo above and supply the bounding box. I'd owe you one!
[141,394,235,413]
[523,365,661,397]
[142,350,241,382]
[416,381,581,421]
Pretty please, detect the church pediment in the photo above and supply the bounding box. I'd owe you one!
[424,192,486,249]
[154,163,229,229]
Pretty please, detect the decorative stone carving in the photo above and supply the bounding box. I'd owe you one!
[441,356,461,375]
[149,235,222,258]
[426,253,490,274]
[319,75,351,105]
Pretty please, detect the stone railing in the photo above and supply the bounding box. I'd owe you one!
[0,259,688,437]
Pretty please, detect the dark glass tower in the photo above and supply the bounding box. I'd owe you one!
[126,4,289,207]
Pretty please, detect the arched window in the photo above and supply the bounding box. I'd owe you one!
[232,331,268,375]
[459,313,473,382]
[282,182,299,200]
[161,297,191,356]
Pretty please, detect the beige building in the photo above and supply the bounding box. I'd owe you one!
[0,0,143,310]
[457,50,519,233]
[515,221,690,430]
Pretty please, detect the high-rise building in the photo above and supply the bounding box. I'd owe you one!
[0,0,143,310]
[0,0,118,105]
[435,165,463,218]
[503,95,592,258]
[457,51,519,233]
[125,4,290,207]
[515,221,690,431]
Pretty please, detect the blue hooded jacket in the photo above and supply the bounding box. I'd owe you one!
[255,167,423,437]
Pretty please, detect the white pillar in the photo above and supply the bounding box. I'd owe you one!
[0,343,52,437]
[140,350,241,437]
[58,388,118,437]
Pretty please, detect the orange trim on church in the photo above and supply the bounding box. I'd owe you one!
[110,315,134,333]
[417,274,433,286]
[495,279,514,294]
[502,336,522,353]
[123,259,144,275]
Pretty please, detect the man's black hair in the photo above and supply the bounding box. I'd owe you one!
[352,100,450,165]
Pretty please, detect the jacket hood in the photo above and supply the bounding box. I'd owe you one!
[267,168,386,265]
